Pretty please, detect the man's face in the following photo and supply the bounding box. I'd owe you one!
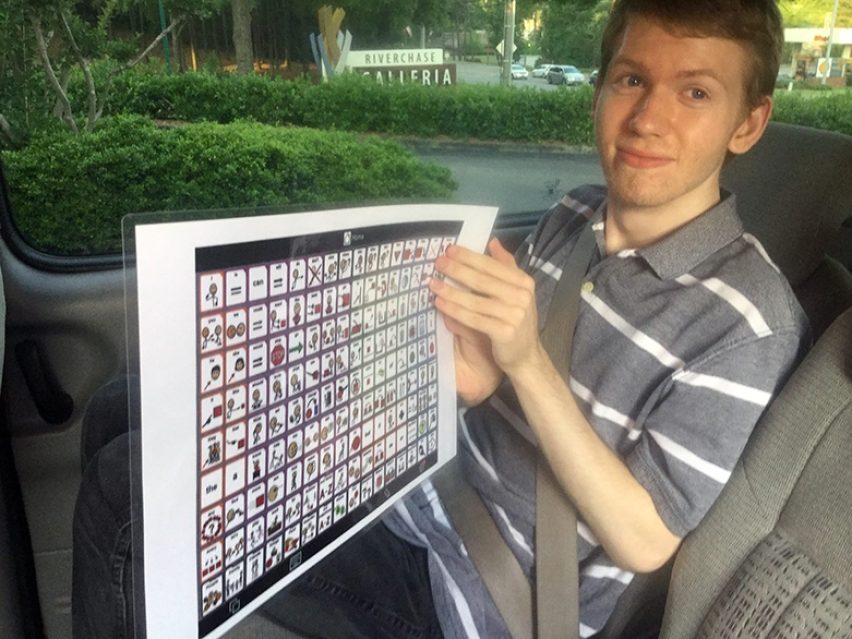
[594,16,757,212]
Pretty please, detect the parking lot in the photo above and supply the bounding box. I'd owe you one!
[454,60,589,91]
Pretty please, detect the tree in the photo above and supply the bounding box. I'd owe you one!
[4,0,224,137]
[540,0,610,67]
[231,0,254,74]
[780,0,852,27]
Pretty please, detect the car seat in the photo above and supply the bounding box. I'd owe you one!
[599,122,852,638]
[722,122,852,338]
[660,308,852,638]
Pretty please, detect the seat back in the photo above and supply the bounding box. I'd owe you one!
[660,307,852,638]
[720,122,852,337]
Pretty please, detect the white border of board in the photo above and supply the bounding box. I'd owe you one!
[133,204,496,639]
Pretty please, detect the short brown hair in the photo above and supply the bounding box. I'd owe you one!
[598,0,784,109]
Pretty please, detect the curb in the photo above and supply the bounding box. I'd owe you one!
[396,136,596,155]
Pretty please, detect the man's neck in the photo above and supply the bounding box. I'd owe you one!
[604,186,722,255]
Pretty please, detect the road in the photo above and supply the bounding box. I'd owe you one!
[402,61,600,214]
[409,144,604,214]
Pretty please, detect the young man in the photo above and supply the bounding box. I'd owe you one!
[73,1,808,637]
[265,1,806,636]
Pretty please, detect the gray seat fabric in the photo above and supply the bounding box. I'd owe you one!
[721,122,852,338]
[661,306,852,638]
[721,122,852,289]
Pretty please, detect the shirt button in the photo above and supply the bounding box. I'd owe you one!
[582,281,594,294]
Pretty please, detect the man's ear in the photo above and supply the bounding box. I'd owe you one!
[592,73,603,113]
[728,96,773,156]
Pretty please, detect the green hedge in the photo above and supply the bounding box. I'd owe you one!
[2,115,456,255]
[773,91,852,136]
[95,71,597,145]
[92,70,852,144]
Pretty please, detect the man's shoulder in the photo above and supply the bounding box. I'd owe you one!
[530,184,607,249]
[693,234,809,338]
[552,184,607,220]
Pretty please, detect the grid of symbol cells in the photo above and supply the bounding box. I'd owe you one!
[195,235,453,617]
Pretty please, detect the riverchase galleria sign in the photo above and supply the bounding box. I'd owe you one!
[346,48,456,86]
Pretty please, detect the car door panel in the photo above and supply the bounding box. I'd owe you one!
[1,239,125,638]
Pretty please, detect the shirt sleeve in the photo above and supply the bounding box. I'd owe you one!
[624,327,807,538]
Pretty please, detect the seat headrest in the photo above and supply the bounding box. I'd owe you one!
[721,122,852,288]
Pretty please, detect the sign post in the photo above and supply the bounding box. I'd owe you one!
[500,0,516,86]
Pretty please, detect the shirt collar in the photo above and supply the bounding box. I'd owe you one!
[590,191,744,280]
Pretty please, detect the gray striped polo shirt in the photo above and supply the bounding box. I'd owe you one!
[384,185,809,638]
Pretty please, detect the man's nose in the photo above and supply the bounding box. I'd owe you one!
[628,88,671,135]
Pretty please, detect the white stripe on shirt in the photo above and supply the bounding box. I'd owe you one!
[459,410,501,483]
[569,377,641,440]
[561,193,596,218]
[422,480,454,530]
[395,500,482,639]
[489,395,538,446]
[581,564,635,585]
[647,429,731,484]
[673,370,772,407]
[493,504,534,559]
[577,521,599,546]
[581,290,685,369]
[675,274,772,337]
[580,622,599,638]
[529,255,562,280]
[742,233,781,274]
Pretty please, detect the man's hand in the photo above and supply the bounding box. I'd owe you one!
[441,314,502,406]
[431,238,682,572]
[430,238,547,384]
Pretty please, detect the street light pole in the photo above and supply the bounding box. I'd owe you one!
[500,0,516,86]
[822,0,840,85]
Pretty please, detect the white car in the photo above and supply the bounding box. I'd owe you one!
[511,63,529,80]
[547,64,586,86]
[531,63,555,78]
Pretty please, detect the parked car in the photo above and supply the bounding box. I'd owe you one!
[547,64,586,86]
[588,69,599,85]
[511,63,529,80]
[531,63,555,78]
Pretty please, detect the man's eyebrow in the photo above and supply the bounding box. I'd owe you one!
[609,57,725,84]
[609,56,648,73]
[676,68,725,84]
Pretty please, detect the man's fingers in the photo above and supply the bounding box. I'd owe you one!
[443,314,486,343]
[443,243,528,289]
[430,276,527,322]
[435,257,524,302]
[487,237,515,267]
[434,296,513,343]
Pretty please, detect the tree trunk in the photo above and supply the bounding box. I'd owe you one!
[232,0,254,74]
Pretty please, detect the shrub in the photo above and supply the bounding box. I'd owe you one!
[97,70,597,145]
[773,91,852,136]
[53,67,852,146]
[2,115,456,255]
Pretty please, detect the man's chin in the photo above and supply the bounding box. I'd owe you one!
[607,178,676,210]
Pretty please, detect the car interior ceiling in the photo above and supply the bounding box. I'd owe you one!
[0,120,850,639]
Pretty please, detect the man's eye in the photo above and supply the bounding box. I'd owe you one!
[689,88,709,100]
[621,75,642,87]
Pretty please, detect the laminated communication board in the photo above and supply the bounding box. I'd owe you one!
[129,204,496,638]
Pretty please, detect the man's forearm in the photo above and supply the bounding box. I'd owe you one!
[507,344,681,573]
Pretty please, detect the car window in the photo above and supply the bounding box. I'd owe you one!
[0,1,849,263]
